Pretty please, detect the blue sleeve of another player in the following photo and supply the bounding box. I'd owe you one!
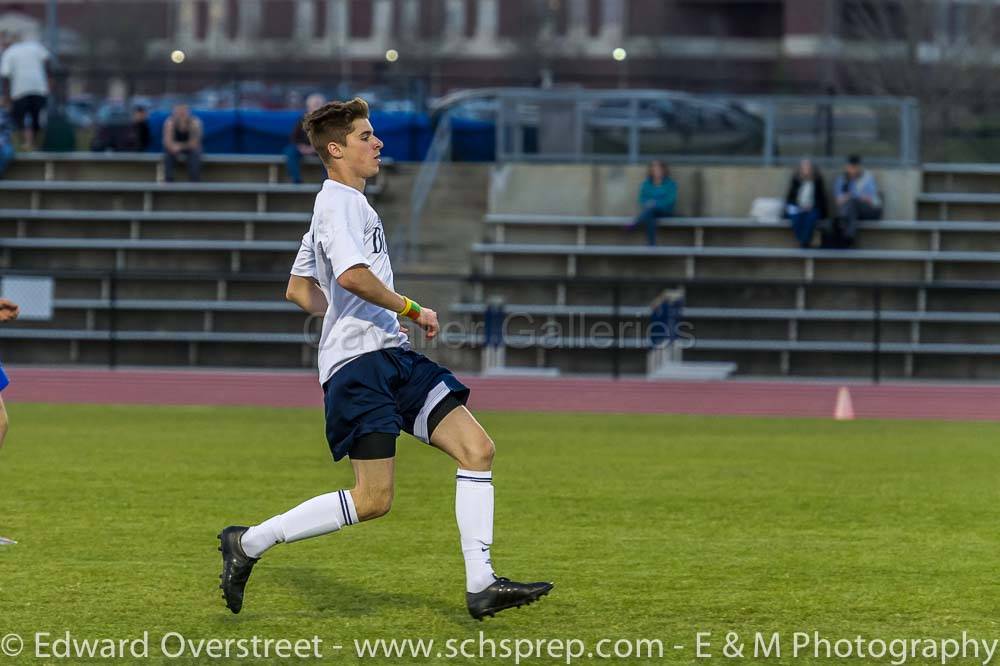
[0,363,9,392]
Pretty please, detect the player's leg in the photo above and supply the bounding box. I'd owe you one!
[218,438,394,614]
[0,394,8,450]
[240,447,393,558]
[427,400,553,620]
[0,362,9,450]
[347,454,395,521]
[218,353,404,614]
[427,401,495,585]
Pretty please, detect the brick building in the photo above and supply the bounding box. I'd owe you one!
[0,1,991,96]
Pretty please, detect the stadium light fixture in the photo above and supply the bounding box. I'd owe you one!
[385,49,399,63]
[170,49,186,64]
[612,47,627,62]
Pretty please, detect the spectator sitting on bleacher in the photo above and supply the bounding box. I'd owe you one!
[823,154,882,249]
[628,160,676,246]
[162,104,202,182]
[284,93,326,184]
[131,103,151,152]
[90,101,151,152]
[783,158,828,248]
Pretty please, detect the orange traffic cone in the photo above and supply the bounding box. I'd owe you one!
[834,386,855,421]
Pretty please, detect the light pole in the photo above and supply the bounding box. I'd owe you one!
[613,47,628,88]
[46,0,59,65]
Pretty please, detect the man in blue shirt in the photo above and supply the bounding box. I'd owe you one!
[629,160,677,246]
[828,155,882,248]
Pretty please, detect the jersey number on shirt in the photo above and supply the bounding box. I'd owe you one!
[372,227,385,254]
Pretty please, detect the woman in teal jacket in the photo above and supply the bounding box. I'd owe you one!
[630,160,677,245]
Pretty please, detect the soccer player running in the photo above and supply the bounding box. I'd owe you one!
[0,298,18,448]
[218,98,552,620]
[1,298,20,546]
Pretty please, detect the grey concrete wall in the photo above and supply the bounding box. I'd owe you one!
[490,163,921,220]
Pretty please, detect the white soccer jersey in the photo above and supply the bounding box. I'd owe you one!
[291,179,408,384]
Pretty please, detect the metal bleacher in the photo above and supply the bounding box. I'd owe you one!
[4,151,389,191]
[0,153,339,369]
[5,153,1000,379]
[453,164,1000,379]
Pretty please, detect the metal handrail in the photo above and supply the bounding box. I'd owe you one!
[434,88,921,167]
[399,111,452,265]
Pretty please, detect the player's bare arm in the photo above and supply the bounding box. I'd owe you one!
[337,265,439,338]
[285,276,328,315]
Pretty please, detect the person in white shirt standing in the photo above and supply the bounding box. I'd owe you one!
[217,98,553,621]
[0,33,50,150]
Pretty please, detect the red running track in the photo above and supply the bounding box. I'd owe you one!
[3,367,999,421]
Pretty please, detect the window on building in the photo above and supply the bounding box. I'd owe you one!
[465,0,478,37]
[588,0,602,36]
[420,0,445,38]
[261,0,295,39]
[350,0,373,38]
[195,0,209,40]
[499,0,541,38]
[226,0,240,39]
[314,0,327,39]
[627,1,783,39]
[840,0,907,41]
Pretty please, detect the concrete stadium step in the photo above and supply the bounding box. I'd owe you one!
[488,214,1000,253]
[0,209,310,242]
[472,242,1000,282]
[922,163,1000,195]
[0,237,299,273]
[0,180,322,213]
[463,278,1000,317]
[916,192,1000,222]
[5,152,393,188]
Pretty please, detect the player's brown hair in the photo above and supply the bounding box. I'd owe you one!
[303,97,370,165]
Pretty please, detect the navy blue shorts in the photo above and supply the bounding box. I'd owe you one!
[0,362,8,392]
[322,348,470,462]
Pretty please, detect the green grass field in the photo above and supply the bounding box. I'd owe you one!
[1,403,999,664]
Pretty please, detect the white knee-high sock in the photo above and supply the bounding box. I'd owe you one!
[455,469,496,593]
[240,489,359,559]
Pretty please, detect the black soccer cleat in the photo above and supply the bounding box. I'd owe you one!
[466,577,554,621]
[217,526,258,614]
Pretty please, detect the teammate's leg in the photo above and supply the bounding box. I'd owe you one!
[0,395,8,449]
[428,402,553,619]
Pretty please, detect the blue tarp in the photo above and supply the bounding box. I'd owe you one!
[145,110,474,161]
[451,117,495,162]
